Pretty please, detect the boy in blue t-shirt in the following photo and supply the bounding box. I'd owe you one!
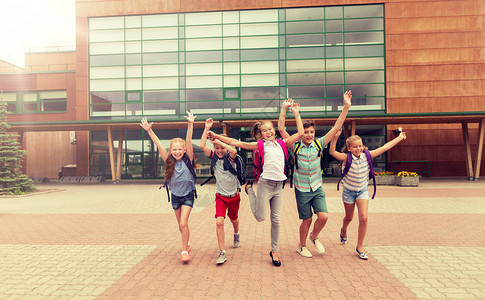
[200,118,241,265]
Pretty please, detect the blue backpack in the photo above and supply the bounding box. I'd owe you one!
[337,149,376,199]
[200,151,246,186]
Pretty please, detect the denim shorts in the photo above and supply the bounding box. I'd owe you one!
[342,187,369,204]
[171,190,195,210]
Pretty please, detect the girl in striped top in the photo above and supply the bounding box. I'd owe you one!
[330,128,407,260]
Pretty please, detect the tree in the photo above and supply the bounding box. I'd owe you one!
[0,97,35,195]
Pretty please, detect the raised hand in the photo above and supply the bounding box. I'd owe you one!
[139,117,152,131]
[343,90,352,108]
[207,131,217,141]
[290,102,300,114]
[283,98,294,110]
[400,131,407,140]
[184,111,196,123]
[205,118,213,129]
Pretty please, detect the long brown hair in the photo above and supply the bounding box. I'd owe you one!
[164,138,199,181]
[251,122,262,140]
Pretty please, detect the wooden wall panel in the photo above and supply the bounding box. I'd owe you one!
[0,74,36,91]
[283,0,385,7]
[76,0,180,17]
[386,16,480,35]
[76,131,90,176]
[75,0,386,17]
[387,96,485,113]
[25,131,77,178]
[0,61,24,73]
[387,80,482,99]
[24,52,76,72]
[387,65,482,82]
[386,0,479,19]
[181,0,280,12]
[36,73,68,90]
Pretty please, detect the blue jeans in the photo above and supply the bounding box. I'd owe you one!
[247,178,284,252]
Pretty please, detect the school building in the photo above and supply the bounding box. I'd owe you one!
[1,0,484,181]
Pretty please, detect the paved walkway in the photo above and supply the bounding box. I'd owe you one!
[0,178,484,299]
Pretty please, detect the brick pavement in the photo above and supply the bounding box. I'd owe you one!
[0,178,484,299]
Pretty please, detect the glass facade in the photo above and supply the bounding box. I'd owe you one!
[88,4,385,120]
[1,90,67,114]
[87,4,387,178]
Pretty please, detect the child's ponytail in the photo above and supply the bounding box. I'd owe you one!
[251,122,262,140]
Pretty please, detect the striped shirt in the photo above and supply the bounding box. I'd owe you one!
[291,137,325,192]
[341,152,369,192]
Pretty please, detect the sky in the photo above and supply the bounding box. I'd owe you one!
[0,0,76,67]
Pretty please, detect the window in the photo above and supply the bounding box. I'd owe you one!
[88,4,385,119]
[39,91,67,112]
[1,92,17,113]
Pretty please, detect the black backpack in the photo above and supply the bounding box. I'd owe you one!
[161,153,197,202]
[200,151,246,186]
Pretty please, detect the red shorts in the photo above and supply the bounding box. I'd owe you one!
[215,193,241,221]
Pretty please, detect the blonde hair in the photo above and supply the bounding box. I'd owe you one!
[342,135,368,153]
[165,138,199,180]
[251,121,273,141]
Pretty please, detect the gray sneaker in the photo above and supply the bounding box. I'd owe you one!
[216,250,227,264]
[233,234,240,248]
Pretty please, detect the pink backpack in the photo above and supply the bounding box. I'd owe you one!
[252,139,289,181]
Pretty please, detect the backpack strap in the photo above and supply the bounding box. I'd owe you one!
[293,141,301,170]
[254,140,265,180]
[257,140,265,165]
[363,149,376,199]
[337,152,353,191]
[313,139,326,175]
[314,139,323,157]
[223,153,238,176]
[182,153,197,198]
[225,154,246,185]
[275,139,289,189]
[160,183,171,202]
[181,153,197,182]
[200,151,218,186]
[276,139,289,161]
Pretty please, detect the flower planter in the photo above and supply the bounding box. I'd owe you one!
[374,175,396,185]
[395,176,419,187]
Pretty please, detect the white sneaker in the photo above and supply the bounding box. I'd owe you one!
[297,246,312,258]
[309,233,325,254]
[216,250,227,264]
